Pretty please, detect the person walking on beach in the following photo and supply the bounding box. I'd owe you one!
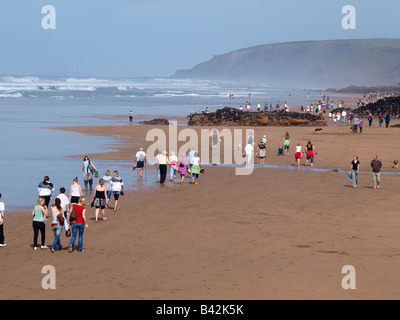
[283,132,290,155]
[385,113,391,128]
[0,194,6,247]
[68,197,88,253]
[211,129,220,149]
[56,187,70,236]
[257,138,267,167]
[371,155,382,190]
[103,170,112,205]
[350,155,360,188]
[368,114,373,127]
[155,153,161,182]
[378,114,383,127]
[32,197,48,251]
[158,151,169,184]
[190,152,203,185]
[359,118,364,133]
[305,141,316,168]
[169,151,178,183]
[129,110,134,123]
[353,115,359,133]
[135,147,146,180]
[177,153,189,185]
[243,143,253,168]
[82,156,98,191]
[187,149,196,177]
[295,143,302,167]
[111,171,124,212]
[38,176,55,208]
[50,198,64,252]
[69,177,83,206]
[91,178,108,222]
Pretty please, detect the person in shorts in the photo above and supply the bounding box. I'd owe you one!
[135,147,146,180]
[111,171,124,212]
[257,139,266,167]
[371,155,382,189]
[305,141,316,167]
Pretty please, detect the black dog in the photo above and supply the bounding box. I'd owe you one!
[393,160,398,168]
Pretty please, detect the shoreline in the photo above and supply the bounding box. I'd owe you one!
[2,92,400,300]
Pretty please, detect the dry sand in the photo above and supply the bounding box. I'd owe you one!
[1,108,400,300]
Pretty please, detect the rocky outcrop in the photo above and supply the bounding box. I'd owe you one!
[353,96,400,118]
[188,107,326,126]
[140,118,169,125]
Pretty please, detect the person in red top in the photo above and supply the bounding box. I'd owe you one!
[68,197,88,253]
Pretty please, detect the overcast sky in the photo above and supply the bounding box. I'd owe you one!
[0,0,399,77]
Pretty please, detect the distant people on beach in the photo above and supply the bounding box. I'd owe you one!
[0,194,5,247]
[283,132,290,155]
[177,153,189,185]
[155,153,161,182]
[68,197,88,253]
[305,141,316,167]
[135,147,146,180]
[38,176,55,208]
[158,151,169,184]
[190,152,203,185]
[257,138,266,167]
[211,129,220,149]
[69,177,83,205]
[385,113,391,128]
[169,151,178,183]
[371,155,382,190]
[129,110,134,123]
[295,143,302,167]
[111,171,124,212]
[91,178,108,222]
[359,118,364,133]
[82,156,98,191]
[368,114,373,127]
[243,143,253,168]
[103,170,113,204]
[350,155,360,188]
[32,197,48,251]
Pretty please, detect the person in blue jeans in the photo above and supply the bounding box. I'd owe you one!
[50,198,64,252]
[68,197,88,253]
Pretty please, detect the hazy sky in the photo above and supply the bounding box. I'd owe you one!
[0,0,399,77]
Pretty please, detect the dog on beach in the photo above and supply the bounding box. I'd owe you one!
[393,160,398,168]
[313,128,323,134]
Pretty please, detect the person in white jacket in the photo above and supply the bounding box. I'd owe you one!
[38,176,55,208]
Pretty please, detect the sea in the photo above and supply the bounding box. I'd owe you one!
[0,75,324,211]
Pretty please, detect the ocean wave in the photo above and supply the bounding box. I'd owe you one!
[63,77,109,83]
[2,76,39,83]
[55,86,97,91]
[152,93,200,98]
[0,92,23,98]
[114,95,136,98]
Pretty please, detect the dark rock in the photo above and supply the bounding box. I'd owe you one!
[140,118,169,125]
[188,107,326,126]
[352,96,400,118]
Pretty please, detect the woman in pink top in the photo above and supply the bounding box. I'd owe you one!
[176,153,189,185]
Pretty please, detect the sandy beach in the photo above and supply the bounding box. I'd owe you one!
[1,102,400,300]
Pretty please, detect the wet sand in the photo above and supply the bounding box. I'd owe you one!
[2,106,400,300]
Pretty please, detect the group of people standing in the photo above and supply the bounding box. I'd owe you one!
[30,156,124,253]
[134,148,204,185]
